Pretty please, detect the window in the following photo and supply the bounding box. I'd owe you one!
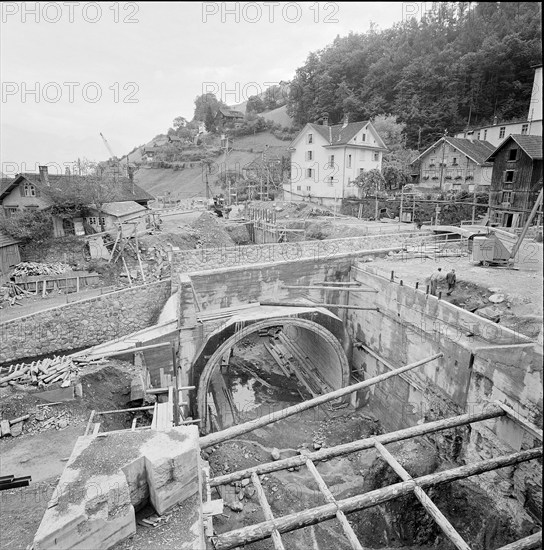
[499,127,506,139]
[347,154,352,168]
[521,124,528,135]
[359,168,364,176]
[328,154,335,167]
[296,185,301,191]
[23,183,36,197]
[504,170,515,183]
[328,177,334,186]
[508,149,518,161]
[306,185,311,191]
[483,130,487,140]
[306,150,313,161]
[502,191,512,203]
[362,134,366,142]
[307,133,313,144]
[306,168,313,178]
[88,217,97,225]
[476,131,480,140]
[373,152,380,162]
[4,207,18,217]
[452,157,457,165]
[429,157,436,167]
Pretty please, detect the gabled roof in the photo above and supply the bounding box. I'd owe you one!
[216,108,244,119]
[289,120,388,151]
[1,173,154,203]
[411,137,496,166]
[485,134,543,162]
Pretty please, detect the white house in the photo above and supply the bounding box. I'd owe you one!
[284,117,388,208]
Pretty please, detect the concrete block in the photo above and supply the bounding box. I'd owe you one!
[33,426,202,550]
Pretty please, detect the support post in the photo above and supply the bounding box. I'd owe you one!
[250,473,285,550]
[305,458,364,550]
[211,448,541,550]
[373,440,470,550]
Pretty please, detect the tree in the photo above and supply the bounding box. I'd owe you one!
[173,116,188,129]
[353,169,385,198]
[43,159,119,232]
[382,165,409,190]
[246,95,265,114]
[205,105,216,132]
[0,209,53,245]
[193,93,227,123]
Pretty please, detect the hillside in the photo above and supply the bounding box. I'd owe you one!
[132,131,292,200]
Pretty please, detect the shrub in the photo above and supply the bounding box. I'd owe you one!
[0,210,54,244]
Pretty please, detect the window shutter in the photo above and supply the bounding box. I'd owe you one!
[34,185,41,197]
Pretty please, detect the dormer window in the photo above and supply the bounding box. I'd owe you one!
[23,182,36,197]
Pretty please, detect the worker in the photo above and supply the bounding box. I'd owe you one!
[446,269,456,296]
[429,267,442,296]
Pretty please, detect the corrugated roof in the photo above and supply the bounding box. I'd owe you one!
[98,201,147,217]
[0,230,20,248]
[486,134,543,161]
[1,173,154,203]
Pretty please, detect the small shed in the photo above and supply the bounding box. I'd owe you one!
[0,231,21,277]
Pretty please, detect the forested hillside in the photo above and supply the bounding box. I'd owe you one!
[286,2,542,149]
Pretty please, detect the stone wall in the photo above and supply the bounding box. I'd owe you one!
[172,231,433,273]
[0,279,172,363]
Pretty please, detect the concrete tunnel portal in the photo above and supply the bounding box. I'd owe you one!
[191,308,352,433]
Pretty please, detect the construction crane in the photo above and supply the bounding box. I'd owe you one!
[99,132,121,182]
[100,132,117,161]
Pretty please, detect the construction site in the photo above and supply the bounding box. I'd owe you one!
[0,200,542,550]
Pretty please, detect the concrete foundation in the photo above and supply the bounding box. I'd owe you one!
[33,427,204,550]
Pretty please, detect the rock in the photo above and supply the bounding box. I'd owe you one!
[241,478,250,487]
[10,422,23,437]
[228,501,244,513]
[57,418,68,429]
[271,448,281,461]
[313,441,323,450]
[238,489,245,500]
[477,306,502,322]
[35,409,45,421]
[488,293,505,304]
[488,287,502,293]
[245,486,255,498]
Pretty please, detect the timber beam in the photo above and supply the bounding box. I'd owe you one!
[211,447,542,550]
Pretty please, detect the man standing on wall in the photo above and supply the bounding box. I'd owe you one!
[446,269,457,296]
[430,267,442,296]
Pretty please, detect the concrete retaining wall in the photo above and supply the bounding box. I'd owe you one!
[0,280,172,364]
[172,231,433,273]
[349,265,542,523]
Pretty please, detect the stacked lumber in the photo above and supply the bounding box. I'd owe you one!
[11,262,72,277]
[0,356,80,388]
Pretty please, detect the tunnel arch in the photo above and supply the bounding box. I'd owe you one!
[194,316,350,433]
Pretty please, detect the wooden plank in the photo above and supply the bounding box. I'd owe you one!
[151,403,158,430]
[81,342,172,361]
[96,405,155,415]
[374,440,470,550]
[494,532,542,550]
[92,423,101,435]
[131,417,138,431]
[84,410,95,436]
[251,472,285,550]
[282,285,378,292]
[200,353,443,449]
[146,385,195,395]
[260,301,379,311]
[210,406,505,487]
[305,459,364,550]
[212,448,542,550]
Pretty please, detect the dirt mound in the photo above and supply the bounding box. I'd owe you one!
[191,211,236,247]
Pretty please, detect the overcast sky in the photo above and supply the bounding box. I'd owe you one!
[1,2,417,174]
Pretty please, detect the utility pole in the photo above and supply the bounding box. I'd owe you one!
[439,136,446,191]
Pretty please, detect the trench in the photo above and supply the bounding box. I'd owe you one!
[202,331,535,550]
